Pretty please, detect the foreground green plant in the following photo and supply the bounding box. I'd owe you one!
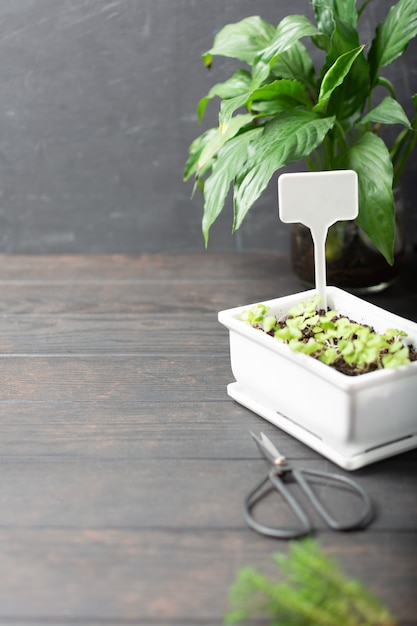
[184,0,417,262]
[225,539,397,626]
[241,296,415,375]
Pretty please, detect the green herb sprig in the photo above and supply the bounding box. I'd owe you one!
[225,539,397,625]
[241,296,413,375]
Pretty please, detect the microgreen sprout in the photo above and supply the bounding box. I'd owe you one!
[240,297,416,375]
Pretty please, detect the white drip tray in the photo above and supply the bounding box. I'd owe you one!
[227,382,417,470]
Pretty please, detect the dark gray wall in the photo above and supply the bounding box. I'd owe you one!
[0,0,415,253]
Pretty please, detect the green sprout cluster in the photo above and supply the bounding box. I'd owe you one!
[240,296,412,375]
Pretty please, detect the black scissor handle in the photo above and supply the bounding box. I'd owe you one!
[243,468,373,539]
[243,471,312,539]
[292,468,373,531]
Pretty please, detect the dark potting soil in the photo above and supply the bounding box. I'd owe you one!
[263,309,417,376]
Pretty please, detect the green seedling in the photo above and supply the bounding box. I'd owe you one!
[240,297,415,375]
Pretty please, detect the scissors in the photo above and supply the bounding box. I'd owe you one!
[244,432,373,539]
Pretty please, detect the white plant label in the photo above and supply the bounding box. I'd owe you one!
[278,170,358,309]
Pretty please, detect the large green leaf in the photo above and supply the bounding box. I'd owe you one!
[233,110,335,230]
[392,93,417,185]
[202,16,275,67]
[252,15,321,86]
[310,0,357,51]
[248,79,311,114]
[312,0,335,41]
[313,0,358,36]
[361,97,411,127]
[183,128,217,181]
[271,41,317,91]
[320,17,370,126]
[202,128,263,245]
[219,95,252,125]
[314,46,365,113]
[197,114,254,173]
[368,0,417,84]
[336,132,395,264]
[197,70,252,121]
[334,0,358,26]
[321,15,361,70]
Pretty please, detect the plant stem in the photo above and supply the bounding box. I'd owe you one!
[358,0,375,20]
[334,120,349,155]
[392,127,417,186]
[306,147,324,172]
[377,76,397,100]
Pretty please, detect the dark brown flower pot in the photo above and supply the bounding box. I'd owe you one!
[291,190,405,293]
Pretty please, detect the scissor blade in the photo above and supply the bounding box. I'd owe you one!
[250,431,287,466]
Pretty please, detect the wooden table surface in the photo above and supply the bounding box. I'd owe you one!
[0,251,416,626]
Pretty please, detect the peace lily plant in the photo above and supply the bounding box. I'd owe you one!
[184,0,417,266]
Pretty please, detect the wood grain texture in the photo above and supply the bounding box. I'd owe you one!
[0,530,415,623]
[0,252,415,625]
[0,457,414,530]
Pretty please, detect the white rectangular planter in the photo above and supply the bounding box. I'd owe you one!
[218,287,417,470]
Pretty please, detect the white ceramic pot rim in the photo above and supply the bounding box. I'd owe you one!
[219,286,417,391]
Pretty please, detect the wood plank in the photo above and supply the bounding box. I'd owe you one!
[0,399,331,463]
[0,251,413,292]
[0,314,228,354]
[0,529,413,623]
[0,279,295,315]
[0,253,414,319]
[0,355,232,402]
[0,304,415,356]
[0,253,414,626]
[0,457,414,531]
[0,252,292,281]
